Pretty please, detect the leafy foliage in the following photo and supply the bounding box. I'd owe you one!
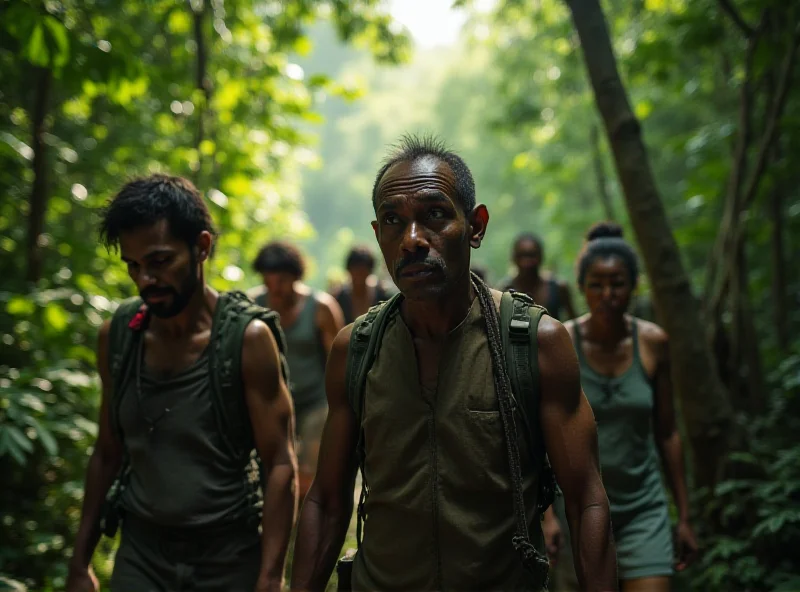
[0,1,406,588]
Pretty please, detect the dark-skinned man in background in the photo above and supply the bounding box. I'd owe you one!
[290,136,617,591]
[333,245,394,325]
[66,175,297,592]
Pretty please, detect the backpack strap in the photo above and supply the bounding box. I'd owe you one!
[108,296,146,445]
[208,290,290,460]
[344,292,403,547]
[500,290,556,514]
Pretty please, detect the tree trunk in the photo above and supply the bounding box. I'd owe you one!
[190,0,212,183]
[590,124,616,221]
[770,182,788,352]
[564,0,736,487]
[25,67,52,284]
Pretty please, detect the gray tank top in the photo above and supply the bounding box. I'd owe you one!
[119,344,254,527]
[257,292,327,412]
[573,319,667,518]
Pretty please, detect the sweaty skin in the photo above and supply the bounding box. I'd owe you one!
[290,156,617,591]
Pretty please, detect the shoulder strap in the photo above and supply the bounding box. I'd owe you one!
[108,296,146,444]
[344,292,403,547]
[500,290,555,513]
[209,290,290,459]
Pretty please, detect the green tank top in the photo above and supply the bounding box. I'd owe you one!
[118,344,255,527]
[256,291,327,412]
[573,318,667,518]
[352,297,543,591]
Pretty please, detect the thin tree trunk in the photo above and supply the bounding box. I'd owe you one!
[190,0,211,183]
[770,179,788,352]
[590,124,616,221]
[564,0,736,488]
[26,67,52,284]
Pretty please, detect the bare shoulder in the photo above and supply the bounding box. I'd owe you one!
[536,314,571,351]
[314,290,339,310]
[635,317,668,346]
[331,323,354,356]
[634,317,668,365]
[242,318,280,360]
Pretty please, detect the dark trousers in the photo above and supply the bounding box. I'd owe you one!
[110,515,262,592]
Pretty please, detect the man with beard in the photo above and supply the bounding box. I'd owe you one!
[66,175,297,592]
[291,136,617,591]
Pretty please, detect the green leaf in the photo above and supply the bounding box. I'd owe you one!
[43,303,69,333]
[7,425,34,454]
[42,16,70,69]
[25,417,59,457]
[6,296,35,316]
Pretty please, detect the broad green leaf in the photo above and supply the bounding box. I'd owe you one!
[7,425,34,454]
[25,417,59,457]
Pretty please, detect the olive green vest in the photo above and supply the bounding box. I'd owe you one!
[352,297,544,591]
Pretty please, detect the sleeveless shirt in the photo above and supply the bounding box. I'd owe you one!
[352,297,543,591]
[573,319,667,518]
[119,345,253,527]
[255,290,327,412]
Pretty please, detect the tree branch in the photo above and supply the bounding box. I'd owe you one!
[590,124,616,220]
[717,0,755,38]
[26,67,53,283]
[739,21,800,212]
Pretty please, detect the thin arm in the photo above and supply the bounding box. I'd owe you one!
[242,320,299,591]
[538,317,617,591]
[69,321,123,573]
[291,325,359,591]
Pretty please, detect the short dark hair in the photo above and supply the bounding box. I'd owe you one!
[345,245,376,271]
[252,241,306,278]
[512,232,544,258]
[372,134,476,213]
[99,174,215,250]
[576,222,639,286]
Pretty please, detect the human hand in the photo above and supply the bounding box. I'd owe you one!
[65,564,99,592]
[674,520,698,571]
[542,508,562,564]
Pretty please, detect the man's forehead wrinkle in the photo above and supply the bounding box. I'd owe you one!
[378,173,456,201]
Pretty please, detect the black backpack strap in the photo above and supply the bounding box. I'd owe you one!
[344,292,403,547]
[108,296,146,445]
[500,290,556,514]
[209,290,290,460]
[101,296,145,538]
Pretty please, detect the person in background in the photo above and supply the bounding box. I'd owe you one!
[501,232,579,590]
[501,232,577,321]
[333,245,394,325]
[565,222,698,592]
[249,241,344,499]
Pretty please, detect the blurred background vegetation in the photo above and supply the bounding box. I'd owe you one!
[1,0,799,590]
